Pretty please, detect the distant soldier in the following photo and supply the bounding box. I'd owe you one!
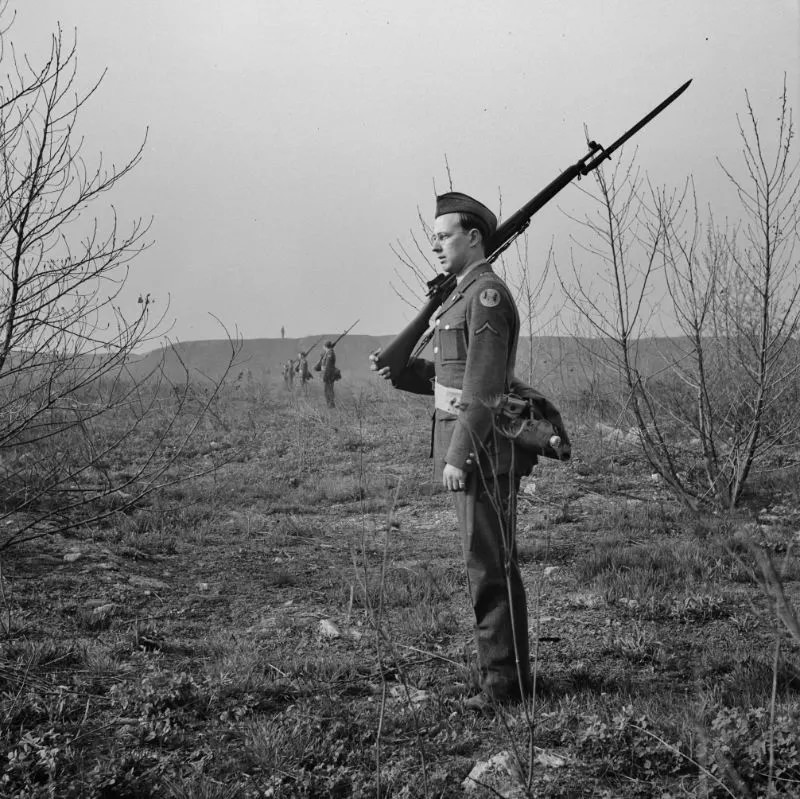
[295,351,312,392]
[282,358,295,390]
[318,341,338,408]
[281,325,285,339]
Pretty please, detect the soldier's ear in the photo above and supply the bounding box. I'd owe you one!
[467,228,482,248]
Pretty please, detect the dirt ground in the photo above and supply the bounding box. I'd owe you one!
[2,384,799,797]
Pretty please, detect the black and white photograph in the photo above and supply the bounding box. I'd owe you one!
[1,1,800,796]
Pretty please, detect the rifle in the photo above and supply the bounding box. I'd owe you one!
[374,79,692,381]
[330,318,360,349]
[314,319,360,370]
[301,337,324,359]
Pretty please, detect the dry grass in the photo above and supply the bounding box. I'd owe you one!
[1,378,799,797]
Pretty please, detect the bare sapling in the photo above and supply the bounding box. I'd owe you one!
[0,17,238,549]
[558,80,800,510]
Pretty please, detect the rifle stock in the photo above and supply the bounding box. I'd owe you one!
[373,273,455,383]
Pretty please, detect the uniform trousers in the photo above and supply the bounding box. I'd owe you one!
[323,380,335,408]
[453,471,531,700]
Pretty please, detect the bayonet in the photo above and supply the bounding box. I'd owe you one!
[486,79,692,263]
[487,79,693,261]
[375,80,693,378]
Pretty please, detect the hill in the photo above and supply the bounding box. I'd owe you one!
[126,334,693,398]
[125,335,398,385]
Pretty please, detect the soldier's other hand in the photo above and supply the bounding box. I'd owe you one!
[369,348,392,380]
[443,463,467,492]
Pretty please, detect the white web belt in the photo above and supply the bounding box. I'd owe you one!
[434,380,464,415]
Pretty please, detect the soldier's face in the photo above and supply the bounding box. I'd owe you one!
[431,213,473,275]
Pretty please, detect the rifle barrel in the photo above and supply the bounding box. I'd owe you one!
[488,164,582,260]
[331,319,359,347]
[488,79,692,261]
[378,81,692,377]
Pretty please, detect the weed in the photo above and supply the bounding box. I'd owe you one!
[5,387,800,796]
[706,706,800,795]
[603,621,663,663]
[669,593,727,622]
[347,561,461,610]
[162,774,244,799]
[242,698,378,797]
[578,704,690,781]
[707,650,800,708]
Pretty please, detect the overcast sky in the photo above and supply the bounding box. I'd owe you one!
[9,1,800,342]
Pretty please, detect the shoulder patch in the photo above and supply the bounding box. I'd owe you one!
[479,288,501,308]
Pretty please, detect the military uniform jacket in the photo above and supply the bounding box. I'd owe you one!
[296,357,311,380]
[320,349,337,382]
[395,261,533,478]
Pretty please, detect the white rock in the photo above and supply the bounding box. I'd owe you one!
[543,566,559,578]
[319,619,341,638]
[389,686,429,705]
[409,688,429,705]
[128,575,170,591]
[569,592,603,609]
[594,422,624,445]
[63,551,82,563]
[463,751,525,797]
[534,750,567,768]
[624,428,640,444]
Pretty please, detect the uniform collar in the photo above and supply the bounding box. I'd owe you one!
[455,259,492,291]
[436,261,493,319]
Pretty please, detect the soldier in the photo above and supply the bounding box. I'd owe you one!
[282,358,295,390]
[295,351,312,392]
[318,341,338,408]
[371,192,538,711]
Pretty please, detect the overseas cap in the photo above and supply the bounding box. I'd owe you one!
[435,191,497,238]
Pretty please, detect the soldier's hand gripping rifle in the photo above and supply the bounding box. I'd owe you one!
[373,79,692,383]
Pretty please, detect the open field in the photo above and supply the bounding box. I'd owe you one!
[2,376,800,797]
[123,334,696,399]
